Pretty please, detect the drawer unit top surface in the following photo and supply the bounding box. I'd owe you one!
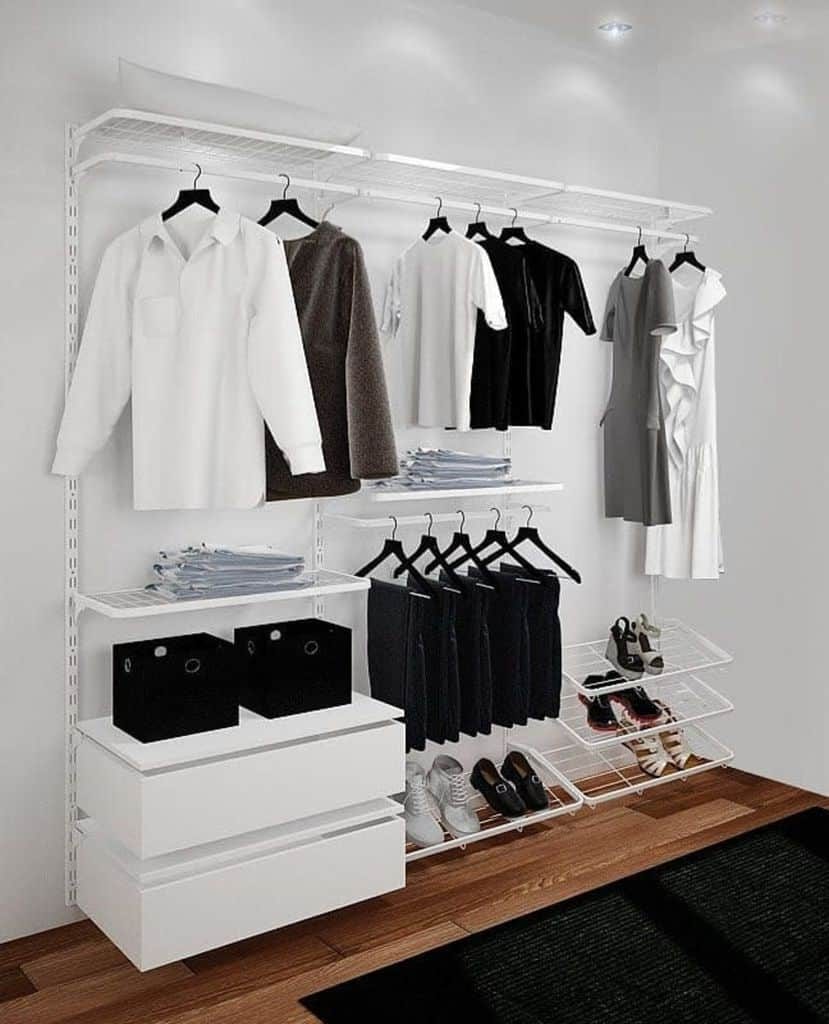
[77,692,403,772]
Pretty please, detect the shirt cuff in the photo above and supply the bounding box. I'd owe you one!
[51,444,93,476]
[286,443,326,476]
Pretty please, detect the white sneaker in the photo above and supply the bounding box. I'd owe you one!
[404,761,444,849]
[426,755,480,838]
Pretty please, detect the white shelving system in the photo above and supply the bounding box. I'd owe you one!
[63,108,725,941]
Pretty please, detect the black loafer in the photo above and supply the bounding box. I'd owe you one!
[502,751,549,810]
[470,758,526,818]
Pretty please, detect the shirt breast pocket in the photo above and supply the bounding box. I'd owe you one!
[140,295,178,339]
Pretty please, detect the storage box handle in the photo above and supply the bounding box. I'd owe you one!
[184,658,201,674]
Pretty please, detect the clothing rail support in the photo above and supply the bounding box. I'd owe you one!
[313,501,325,619]
[64,123,81,907]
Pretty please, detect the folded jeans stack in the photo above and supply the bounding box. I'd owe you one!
[374,448,513,491]
[146,544,311,601]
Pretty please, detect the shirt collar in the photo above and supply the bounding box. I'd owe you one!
[140,208,241,249]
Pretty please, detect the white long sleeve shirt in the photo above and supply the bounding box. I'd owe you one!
[52,209,325,509]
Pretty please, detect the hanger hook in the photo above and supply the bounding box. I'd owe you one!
[280,173,291,200]
[473,202,482,221]
[192,163,202,189]
[490,506,502,530]
[424,512,434,536]
[510,207,519,227]
[456,509,466,533]
[434,196,443,218]
[522,504,534,527]
[389,515,398,541]
[684,233,690,252]
[636,225,643,246]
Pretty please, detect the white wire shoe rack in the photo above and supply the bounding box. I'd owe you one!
[405,749,583,863]
[514,724,734,807]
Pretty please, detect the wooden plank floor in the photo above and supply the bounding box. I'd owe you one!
[0,768,824,1024]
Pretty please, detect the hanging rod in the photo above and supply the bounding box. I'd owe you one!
[71,151,700,243]
[324,508,550,529]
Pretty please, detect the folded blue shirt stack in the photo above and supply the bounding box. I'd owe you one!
[145,544,312,601]
[374,447,514,490]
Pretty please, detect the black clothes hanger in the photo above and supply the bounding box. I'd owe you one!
[624,226,649,276]
[355,517,434,596]
[466,202,492,241]
[478,506,582,584]
[423,510,496,585]
[392,513,464,590]
[499,208,531,245]
[422,196,452,240]
[445,508,540,580]
[259,174,320,230]
[669,233,707,274]
[161,164,220,221]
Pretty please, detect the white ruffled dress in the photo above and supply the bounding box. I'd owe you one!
[645,268,726,579]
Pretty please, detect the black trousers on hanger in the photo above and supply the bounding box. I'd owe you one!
[470,567,531,728]
[412,577,461,745]
[499,564,562,719]
[367,579,429,751]
[440,572,494,736]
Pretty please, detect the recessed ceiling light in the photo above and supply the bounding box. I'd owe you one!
[754,11,787,25]
[598,21,633,38]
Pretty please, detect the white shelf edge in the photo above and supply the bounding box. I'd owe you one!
[76,692,404,773]
[74,569,369,619]
[369,481,564,503]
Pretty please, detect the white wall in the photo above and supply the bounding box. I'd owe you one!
[655,42,829,795]
[0,0,661,941]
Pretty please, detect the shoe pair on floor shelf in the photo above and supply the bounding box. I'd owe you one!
[605,613,663,679]
[404,752,549,850]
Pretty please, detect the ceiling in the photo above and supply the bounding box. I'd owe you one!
[426,0,829,63]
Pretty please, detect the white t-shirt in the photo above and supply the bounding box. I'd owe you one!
[381,230,507,431]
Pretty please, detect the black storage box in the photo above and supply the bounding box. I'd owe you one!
[113,632,239,743]
[235,618,352,719]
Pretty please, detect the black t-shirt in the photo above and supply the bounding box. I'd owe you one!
[469,237,595,430]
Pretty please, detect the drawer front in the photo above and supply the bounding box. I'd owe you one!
[78,816,405,971]
[77,721,405,859]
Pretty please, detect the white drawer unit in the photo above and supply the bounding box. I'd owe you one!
[77,805,405,971]
[77,701,405,859]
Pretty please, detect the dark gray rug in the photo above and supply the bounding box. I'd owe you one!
[302,808,828,1024]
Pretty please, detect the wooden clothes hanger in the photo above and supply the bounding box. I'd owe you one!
[624,226,649,276]
[466,202,493,241]
[259,174,320,230]
[669,233,707,274]
[354,517,434,596]
[499,208,531,245]
[161,164,219,221]
[477,506,582,584]
[392,513,464,590]
[422,196,452,240]
[423,510,496,586]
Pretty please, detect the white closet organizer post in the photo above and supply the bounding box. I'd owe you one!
[64,122,81,907]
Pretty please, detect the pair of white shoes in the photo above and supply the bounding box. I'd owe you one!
[621,705,694,778]
[404,756,480,849]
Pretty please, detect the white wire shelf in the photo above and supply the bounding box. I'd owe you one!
[71,110,710,241]
[515,724,734,807]
[74,569,369,619]
[405,752,583,863]
[563,619,732,696]
[73,108,370,179]
[558,672,734,749]
[369,481,564,503]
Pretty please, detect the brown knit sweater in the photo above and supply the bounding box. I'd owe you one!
[266,222,398,500]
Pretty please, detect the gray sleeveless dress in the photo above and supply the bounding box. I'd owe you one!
[601,260,678,526]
